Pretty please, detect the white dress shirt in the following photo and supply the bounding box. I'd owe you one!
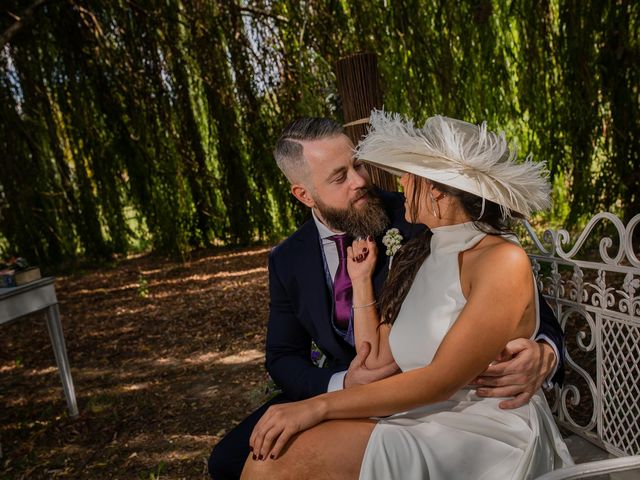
[311,210,349,392]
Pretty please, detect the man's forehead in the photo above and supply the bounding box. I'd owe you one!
[301,134,354,166]
[300,133,353,148]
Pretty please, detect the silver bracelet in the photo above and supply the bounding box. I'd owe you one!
[352,300,377,310]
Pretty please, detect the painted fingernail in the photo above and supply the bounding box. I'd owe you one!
[362,247,368,253]
[367,235,373,242]
[252,454,257,460]
[357,254,364,261]
[270,454,275,460]
[258,454,263,460]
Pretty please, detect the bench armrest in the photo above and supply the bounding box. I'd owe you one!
[535,456,640,479]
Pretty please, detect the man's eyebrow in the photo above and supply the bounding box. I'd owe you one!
[326,165,347,181]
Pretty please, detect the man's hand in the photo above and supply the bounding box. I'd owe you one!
[472,338,557,409]
[344,341,399,388]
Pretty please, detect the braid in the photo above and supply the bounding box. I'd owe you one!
[379,228,432,325]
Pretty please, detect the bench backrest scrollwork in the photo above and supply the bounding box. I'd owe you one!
[524,212,640,457]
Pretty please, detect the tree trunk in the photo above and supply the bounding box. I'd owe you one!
[335,52,397,192]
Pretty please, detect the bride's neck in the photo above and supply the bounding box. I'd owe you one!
[423,203,471,229]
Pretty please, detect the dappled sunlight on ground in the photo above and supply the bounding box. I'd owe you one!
[68,282,145,296]
[190,248,271,263]
[10,366,59,379]
[150,267,269,286]
[216,349,264,365]
[0,245,273,479]
[120,382,153,392]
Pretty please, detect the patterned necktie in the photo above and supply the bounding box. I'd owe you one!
[329,234,352,330]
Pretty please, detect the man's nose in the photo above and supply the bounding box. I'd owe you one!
[350,170,368,189]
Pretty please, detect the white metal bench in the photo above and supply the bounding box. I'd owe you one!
[524,213,640,479]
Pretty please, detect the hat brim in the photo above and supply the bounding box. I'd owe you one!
[355,111,551,218]
[362,153,502,209]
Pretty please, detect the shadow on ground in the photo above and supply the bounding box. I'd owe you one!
[1,246,273,479]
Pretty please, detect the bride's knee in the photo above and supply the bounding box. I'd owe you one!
[240,455,270,480]
[240,455,296,480]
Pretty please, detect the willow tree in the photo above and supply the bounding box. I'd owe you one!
[1,0,637,266]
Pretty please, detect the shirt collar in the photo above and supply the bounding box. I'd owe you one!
[312,208,344,240]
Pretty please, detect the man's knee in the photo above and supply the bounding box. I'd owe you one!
[208,394,290,479]
[208,436,242,480]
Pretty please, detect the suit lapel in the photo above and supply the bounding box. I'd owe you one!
[291,222,336,343]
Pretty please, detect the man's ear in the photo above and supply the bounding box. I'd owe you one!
[291,184,315,208]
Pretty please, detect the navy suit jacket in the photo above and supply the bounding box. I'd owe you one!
[265,191,564,401]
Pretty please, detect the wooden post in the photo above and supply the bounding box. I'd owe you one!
[335,52,397,191]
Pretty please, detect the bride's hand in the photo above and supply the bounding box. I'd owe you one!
[347,236,377,283]
[249,397,328,461]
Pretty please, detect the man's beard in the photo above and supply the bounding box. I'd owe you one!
[314,187,389,238]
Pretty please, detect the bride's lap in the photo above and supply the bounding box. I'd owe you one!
[240,418,377,480]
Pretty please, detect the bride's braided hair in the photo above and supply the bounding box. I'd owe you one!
[378,175,523,326]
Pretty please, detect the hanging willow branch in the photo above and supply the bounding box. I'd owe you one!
[0,0,636,265]
[238,5,289,23]
[0,0,55,49]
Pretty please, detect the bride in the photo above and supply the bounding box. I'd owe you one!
[241,112,573,479]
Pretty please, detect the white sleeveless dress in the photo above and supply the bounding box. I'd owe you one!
[359,222,573,479]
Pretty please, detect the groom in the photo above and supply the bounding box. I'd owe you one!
[209,117,564,479]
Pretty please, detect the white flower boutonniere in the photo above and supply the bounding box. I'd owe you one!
[382,228,403,269]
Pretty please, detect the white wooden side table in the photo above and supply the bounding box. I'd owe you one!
[0,277,78,417]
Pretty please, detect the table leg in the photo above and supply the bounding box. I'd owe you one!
[45,303,79,417]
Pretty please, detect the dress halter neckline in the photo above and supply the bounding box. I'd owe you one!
[430,221,487,255]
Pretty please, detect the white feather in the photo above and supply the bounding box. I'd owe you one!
[356,110,550,218]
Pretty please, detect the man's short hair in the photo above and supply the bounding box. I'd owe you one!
[274,117,344,184]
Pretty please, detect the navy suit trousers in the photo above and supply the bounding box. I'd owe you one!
[208,393,290,479]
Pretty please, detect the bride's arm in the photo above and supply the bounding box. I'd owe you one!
[250,242,536,460]
[347,237,394,369]
[327,243,536,416]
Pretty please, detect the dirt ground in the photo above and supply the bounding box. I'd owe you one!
[1,246,273,480]
[0,243,599,480]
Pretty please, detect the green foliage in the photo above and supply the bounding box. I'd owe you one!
[137,274,149,298]
[138,461,166,480]
[0,0,638,264]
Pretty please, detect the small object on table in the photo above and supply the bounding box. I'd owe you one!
[0,257,42,288]
[15,266,41,285]
[0,269,16,288]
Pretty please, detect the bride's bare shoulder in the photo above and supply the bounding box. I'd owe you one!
[468,236,531,278]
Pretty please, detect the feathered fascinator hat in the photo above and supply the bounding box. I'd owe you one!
[355,111,551,218]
